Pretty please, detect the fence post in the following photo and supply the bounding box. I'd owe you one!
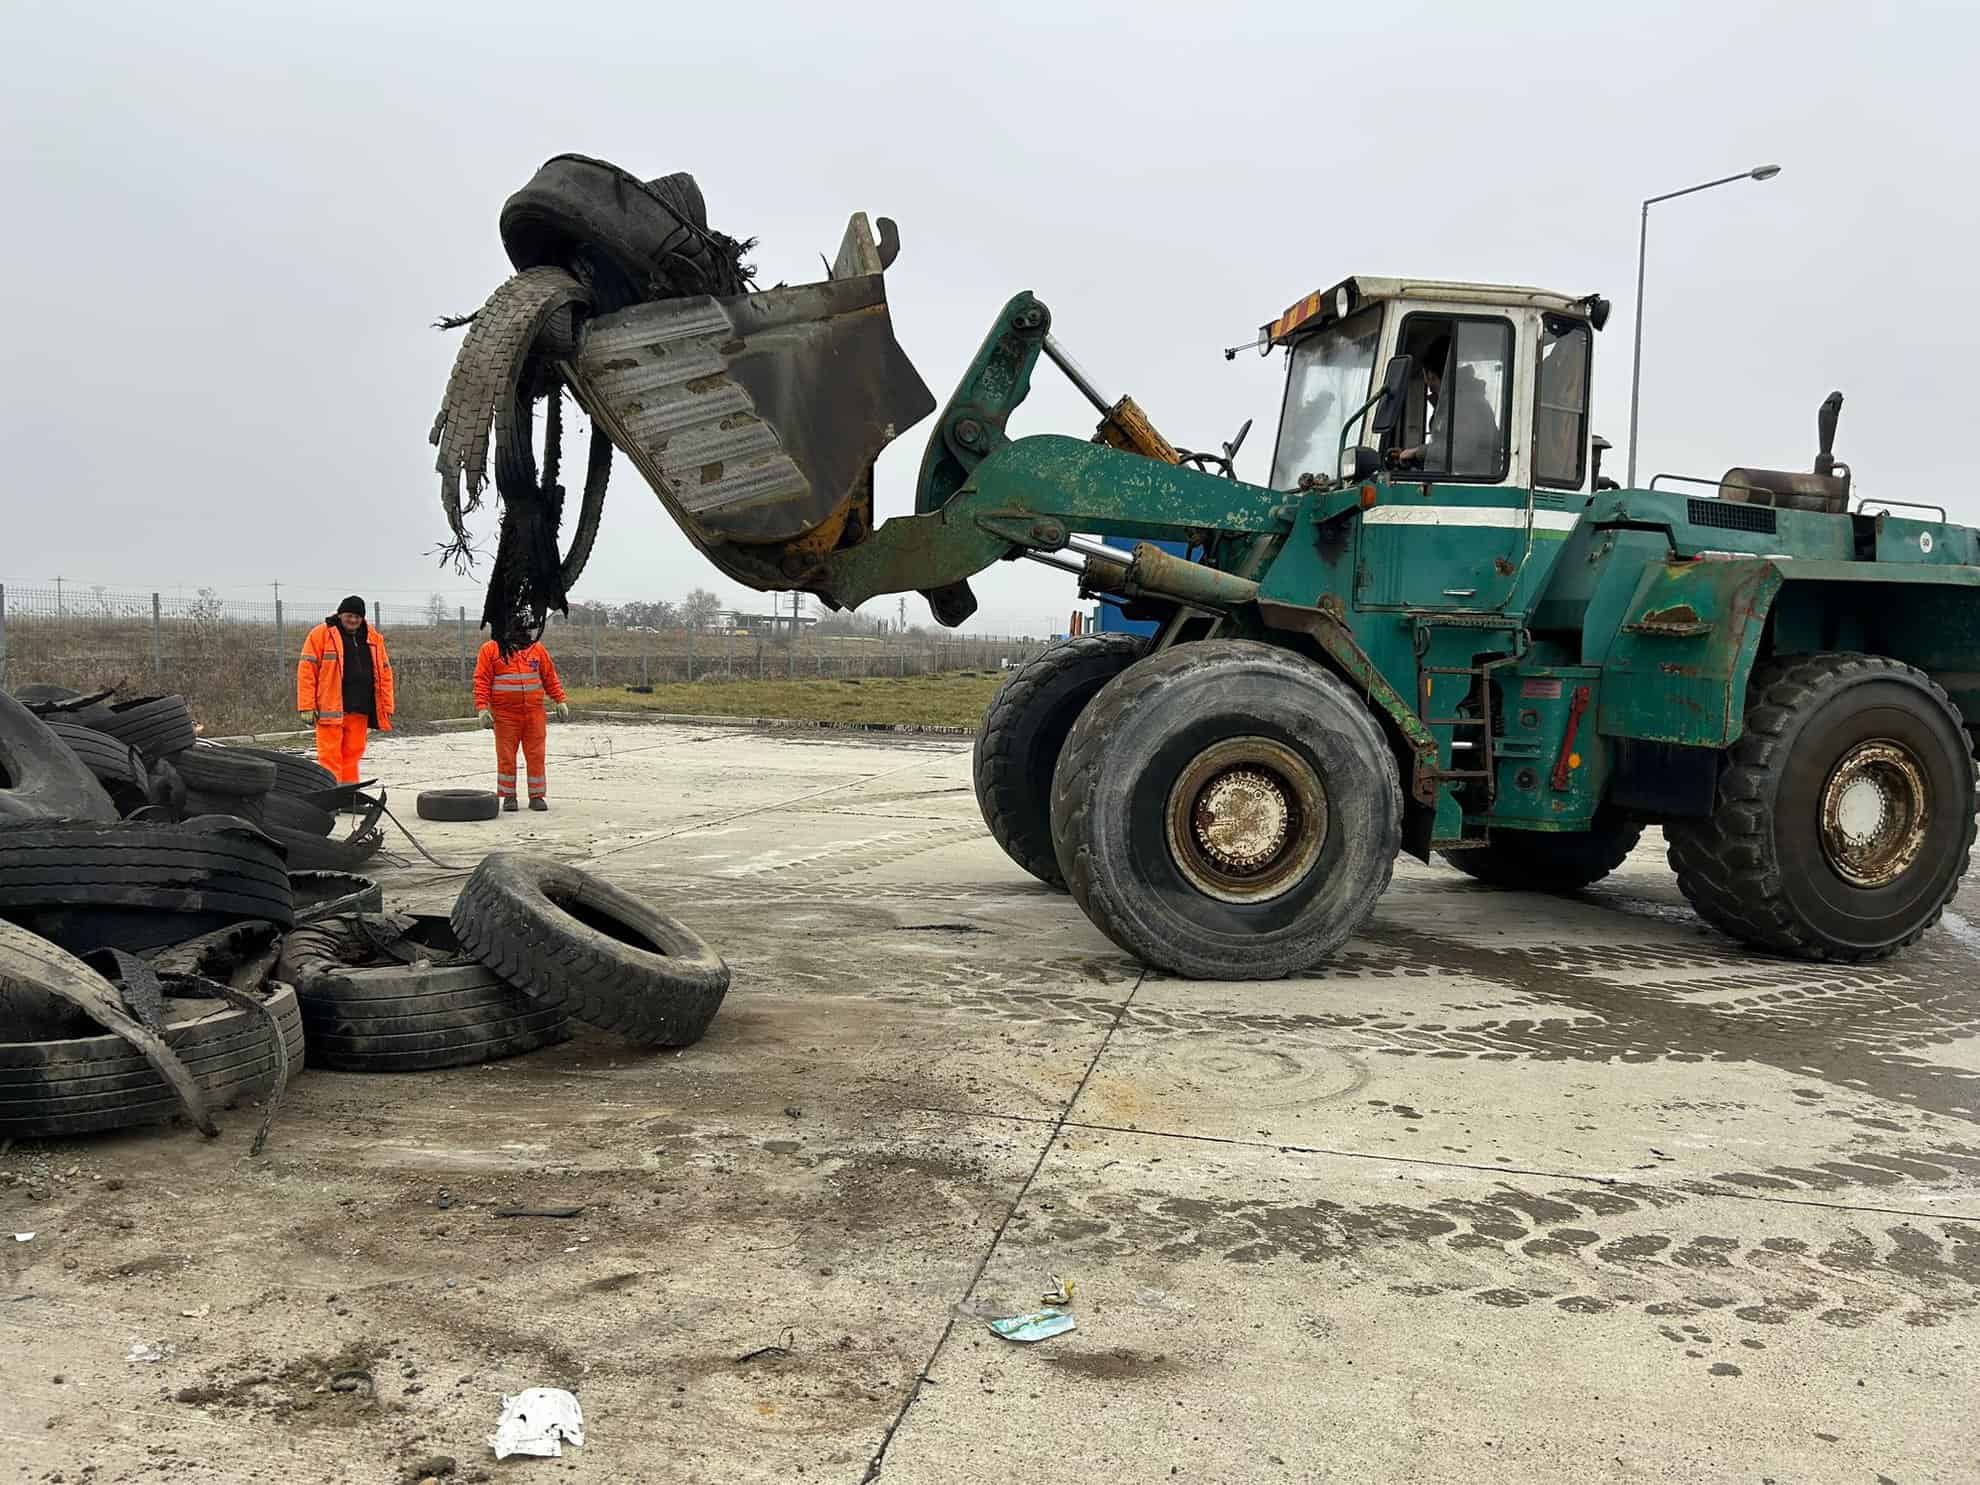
[150,593,161,679]
[687,629,694,682]
[589,608,599,687]
[641,636,649,690]
[0,584,8,688]
[458,606,468,683]
[274,596,285,682]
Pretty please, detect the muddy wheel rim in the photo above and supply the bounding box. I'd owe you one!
[1164,737,1328,904]
[1817,738,1930,888]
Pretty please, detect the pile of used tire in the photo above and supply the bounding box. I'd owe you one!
[5,682,383,868]
[2,686,731,1142]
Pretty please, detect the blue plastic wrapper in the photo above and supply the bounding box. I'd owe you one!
[988,1306,1077,1343]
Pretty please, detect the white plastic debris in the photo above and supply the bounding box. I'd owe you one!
[126,1340,174,1364]
[12,1233,33,1243]
[489,1387,585,1459]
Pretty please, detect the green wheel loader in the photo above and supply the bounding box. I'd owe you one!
[501,213,1980,979]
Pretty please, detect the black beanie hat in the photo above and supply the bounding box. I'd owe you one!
[337,595,366,618]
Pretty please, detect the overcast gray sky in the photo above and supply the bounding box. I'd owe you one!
[5,0,1975,633]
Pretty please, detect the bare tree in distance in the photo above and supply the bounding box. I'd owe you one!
[681,588,722,632]
[425,592,448,627]
[616,599,678,630]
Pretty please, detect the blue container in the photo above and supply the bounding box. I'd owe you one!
[1094,538,1186,635]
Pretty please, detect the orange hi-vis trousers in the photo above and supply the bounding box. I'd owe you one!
[314,714,370,784]
[493,706,548,802]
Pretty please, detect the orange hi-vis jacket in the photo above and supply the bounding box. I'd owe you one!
[296,620,395,729]
[474,640,567,714]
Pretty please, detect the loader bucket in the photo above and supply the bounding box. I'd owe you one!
[565,214,935,598]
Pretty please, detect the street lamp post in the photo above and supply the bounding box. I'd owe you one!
[1626,164,1782,488]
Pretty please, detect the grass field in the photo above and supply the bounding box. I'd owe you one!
[565,670,1006,729]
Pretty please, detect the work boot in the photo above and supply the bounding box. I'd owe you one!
[529,797,549,812]
[502,796,519,813]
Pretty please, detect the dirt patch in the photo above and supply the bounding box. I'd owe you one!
[1041,1347,1185,1382]
[175,1341,384,1428]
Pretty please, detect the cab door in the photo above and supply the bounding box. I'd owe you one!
[1357,309,1539,610]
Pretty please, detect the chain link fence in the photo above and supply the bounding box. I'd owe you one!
[0,582,1042,735]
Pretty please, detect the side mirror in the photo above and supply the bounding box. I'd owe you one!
[1339,446,1384,481]
[1370,355,1413,438]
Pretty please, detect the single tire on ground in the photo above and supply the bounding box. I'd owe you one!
[0,818,294,955]
[0,692,118,825]
[0,934,303,1139]
[289,871,384,924]
[417,788,501,823]
[1049,640,1402,980]
[94,695,196,761]
[1441,808,1645,892]
[1667,652,1978,961]
[174,745,279,798]
[42,721,151,814]
[973,632,1150,890]
[451,853,730,1047]
[279,913,569,1072]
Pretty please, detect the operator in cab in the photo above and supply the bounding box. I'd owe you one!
[1393,335,1500,475]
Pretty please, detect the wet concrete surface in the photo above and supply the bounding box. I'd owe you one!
[2,720,1976,1482]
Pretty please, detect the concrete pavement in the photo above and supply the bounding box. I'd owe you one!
[2,719,1974,1483]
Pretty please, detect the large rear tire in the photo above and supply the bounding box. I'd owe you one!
[1049,641,1400,980]
[1668,653,1977,961]
[1441,809,1644,891]
[973,633,1148,889]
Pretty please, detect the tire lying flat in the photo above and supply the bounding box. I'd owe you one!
[0,966,303,1140]
[417,788,501,822]
[215,745,336,798]
[0,818,294,955]
[94,695,196,762]
[174,745,279,798]
[451,852,730,1047]
[263,792,337,837]
[279,913,569,1072]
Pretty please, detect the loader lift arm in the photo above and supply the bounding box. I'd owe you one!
[835,293,1271,615]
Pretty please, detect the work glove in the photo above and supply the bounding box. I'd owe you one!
[478,708,495,729]
[300,709,318,725]
[555,702,570,721]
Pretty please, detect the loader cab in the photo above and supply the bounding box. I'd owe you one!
[1264,277,1604,495]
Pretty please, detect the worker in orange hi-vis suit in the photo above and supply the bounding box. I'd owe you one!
[473,629,569,812]
[296,596,394,784]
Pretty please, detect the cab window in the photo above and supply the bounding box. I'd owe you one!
[1394,314,1513,482]
[1533,314,1591,488]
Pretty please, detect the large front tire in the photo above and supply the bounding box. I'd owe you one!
[973,632,1149,888]
[1668,653,1977,961]
[1049,641,1400,979]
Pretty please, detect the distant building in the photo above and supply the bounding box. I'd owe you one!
[722,608,817,637]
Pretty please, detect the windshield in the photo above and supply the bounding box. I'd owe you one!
[1268,306,1381,489]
